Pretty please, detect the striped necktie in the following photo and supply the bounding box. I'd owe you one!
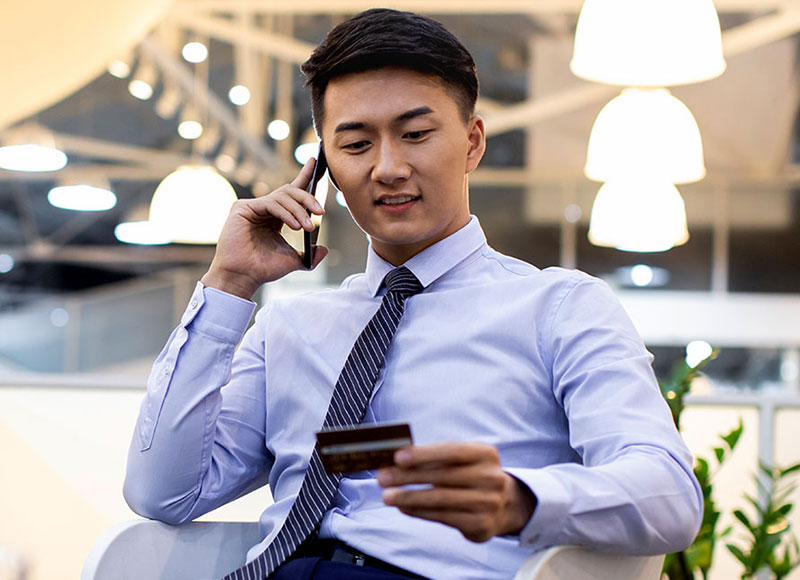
[223,266,424,580]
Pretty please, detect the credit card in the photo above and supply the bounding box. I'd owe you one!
[316,422,412,474]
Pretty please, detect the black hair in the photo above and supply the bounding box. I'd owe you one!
[300,8,479,131]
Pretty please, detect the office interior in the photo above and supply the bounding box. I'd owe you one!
[1,1,799,579]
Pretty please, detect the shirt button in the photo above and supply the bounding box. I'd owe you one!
[190,300,198,310]
[163,367,171,376]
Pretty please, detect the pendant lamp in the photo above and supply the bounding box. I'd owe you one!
[588,180,689,252]
[0,123,67,172]
[149,165,237,244]
[585,88,705,184]
[571,0,726,87]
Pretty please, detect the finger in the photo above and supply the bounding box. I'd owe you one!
[383,486,501,514]
[389,507,497,543]
[393,442,499,469]
[379,463,506,491]
[290,157,317,190]
[269,195,315,230]
[254,197,304,230]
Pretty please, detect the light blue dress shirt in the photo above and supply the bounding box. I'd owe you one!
[124,217,701,580]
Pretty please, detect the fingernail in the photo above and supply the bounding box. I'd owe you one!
[382,489,397,504]
[304,217,313,229]
[395,449,411,464]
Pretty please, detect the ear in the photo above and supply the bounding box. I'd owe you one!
[465,115,486,174]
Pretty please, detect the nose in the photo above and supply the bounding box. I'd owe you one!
[371,140,410,185]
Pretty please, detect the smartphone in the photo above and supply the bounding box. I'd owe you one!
[303,144,328,269]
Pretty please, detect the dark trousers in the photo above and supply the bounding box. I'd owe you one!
[272,557,425,579]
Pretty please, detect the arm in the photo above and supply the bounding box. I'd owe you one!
[123,160,327,523]
[380,278,702,554]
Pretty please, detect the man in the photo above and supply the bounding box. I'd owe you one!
[124,9,701,580]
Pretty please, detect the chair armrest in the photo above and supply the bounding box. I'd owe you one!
[81,520,262,580]
[513,546,664,580]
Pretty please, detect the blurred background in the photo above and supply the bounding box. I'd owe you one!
[1,1,799,578]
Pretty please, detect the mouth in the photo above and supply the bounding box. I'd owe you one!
[375,194,421,206]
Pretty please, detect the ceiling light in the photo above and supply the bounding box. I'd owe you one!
[585,88,705,184]
[268,119,291,141]
[294,142,319,165]
[588,180,689,252]
[178,120,203,140]
[0,124,67,172]
[182,41,208,64]
[128,79,153,100]
[571,0,725,86]
[614,264,670,288]
[149,165,237,244]
[48,183,117,211]
[107,59,131,79]
[0,253,14,274]
[127,58,157,101]
[115,204,171,245]
[114,221,171,245]
[229,85,251,106]
[630,264,654,287]
[685,340,713,368]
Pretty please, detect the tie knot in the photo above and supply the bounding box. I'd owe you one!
[383,266,423,298]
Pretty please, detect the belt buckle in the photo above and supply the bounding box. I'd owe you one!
[354,553,366,566]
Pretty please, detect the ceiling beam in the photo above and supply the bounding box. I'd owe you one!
[52,132,191,169]
[0,165,179,183]
[2,243,215,265]
[171,0,795,16]
[168,11,314,64]
[139,36,293,182]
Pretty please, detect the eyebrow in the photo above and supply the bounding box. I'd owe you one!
[333,106,435,133]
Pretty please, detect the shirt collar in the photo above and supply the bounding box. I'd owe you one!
[365,215,487,297]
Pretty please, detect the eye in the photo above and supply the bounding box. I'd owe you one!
[404,129,432,140]
[342,140,370,151]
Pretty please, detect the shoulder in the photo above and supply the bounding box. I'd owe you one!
[256,272,371,321]
[477,246,602,295]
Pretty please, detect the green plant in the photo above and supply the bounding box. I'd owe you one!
[726,461,800,579]
[659,347,742,580]
[662,420,742,580]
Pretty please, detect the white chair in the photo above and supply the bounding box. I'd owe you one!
[81,520,664,580]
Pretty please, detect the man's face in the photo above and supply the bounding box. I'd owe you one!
[319,67,486,266]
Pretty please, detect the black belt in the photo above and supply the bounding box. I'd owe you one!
[292,537,429,579]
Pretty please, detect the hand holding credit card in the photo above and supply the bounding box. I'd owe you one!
[317,422,413,474]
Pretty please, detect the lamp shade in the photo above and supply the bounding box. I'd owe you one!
[571,0,726,87]
[149,165,237,244]
[588,180,689,252]
[585,88,705,184]
[0,124,67,172]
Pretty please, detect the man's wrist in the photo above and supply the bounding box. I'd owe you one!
[503,474,538,535]
[200,270,260,300]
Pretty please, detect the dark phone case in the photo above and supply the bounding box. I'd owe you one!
[303,145,328,269]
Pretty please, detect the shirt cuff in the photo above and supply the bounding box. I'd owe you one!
[505,467,572,549]
[182,282,256,343]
